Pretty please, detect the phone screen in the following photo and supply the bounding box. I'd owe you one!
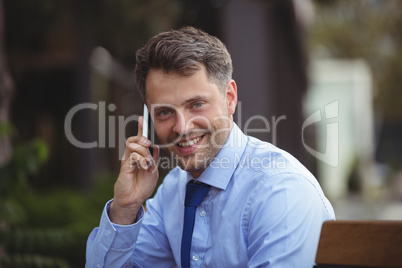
[142,104,153,156]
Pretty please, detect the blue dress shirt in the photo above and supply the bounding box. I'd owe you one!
[86,123,335,267]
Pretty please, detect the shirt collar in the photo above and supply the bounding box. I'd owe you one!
[186,123,248,190]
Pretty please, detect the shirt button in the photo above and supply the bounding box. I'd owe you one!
[192,254,199,261]
[97,264,100,268]
[106,229,112,235]
[199,210,206,217]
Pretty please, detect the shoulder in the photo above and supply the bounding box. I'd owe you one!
[240,136,312,177]
[240,171,335,232]
[237,136,323,192]
[235,136,334,219]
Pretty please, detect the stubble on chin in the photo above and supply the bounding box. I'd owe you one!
[175,129,230,173]
[161,116,232,173]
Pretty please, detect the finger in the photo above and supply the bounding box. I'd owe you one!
[125,136,151,147]
[128,153,136,170]
[124,142,150,162]
[127,152,140,170]
[130,152,149,170]
[137,116,144,137]
[122,135,150,161]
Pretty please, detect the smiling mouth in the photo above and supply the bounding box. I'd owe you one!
[177,135,204,147]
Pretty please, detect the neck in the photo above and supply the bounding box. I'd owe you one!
[190,120,234,178]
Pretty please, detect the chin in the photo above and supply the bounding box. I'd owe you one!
[178,154,214,174]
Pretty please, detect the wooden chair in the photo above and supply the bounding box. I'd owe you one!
[314,220,402,268]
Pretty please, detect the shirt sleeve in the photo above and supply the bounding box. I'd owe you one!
[245,173,335,268]
[85,200,144,268]
[86,179,177,268]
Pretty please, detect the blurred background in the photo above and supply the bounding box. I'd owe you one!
[1,0,402,266]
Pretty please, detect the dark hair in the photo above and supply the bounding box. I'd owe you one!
[134,26,233,101]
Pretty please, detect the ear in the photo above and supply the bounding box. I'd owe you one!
[225,79,237,116]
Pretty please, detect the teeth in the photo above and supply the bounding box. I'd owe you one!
[178,137,201,147]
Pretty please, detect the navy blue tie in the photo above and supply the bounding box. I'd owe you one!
[181,180,210,268]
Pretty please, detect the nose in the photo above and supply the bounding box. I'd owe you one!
[172,111,194,136]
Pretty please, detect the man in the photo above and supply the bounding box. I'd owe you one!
[86,26,335,267]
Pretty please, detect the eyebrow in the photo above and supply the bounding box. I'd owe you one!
[151,95,208,113]
[181,95,206,106]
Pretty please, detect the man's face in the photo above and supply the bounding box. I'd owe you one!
[146,66,237,178]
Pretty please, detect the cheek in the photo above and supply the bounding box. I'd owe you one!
[154,119,179,141]
[190,112,216,129]
[153,123,169,141]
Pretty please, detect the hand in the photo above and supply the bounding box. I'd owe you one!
[109,116,160,225]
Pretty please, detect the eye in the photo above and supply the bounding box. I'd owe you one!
[158,110,172,116]
[192,102,204,108]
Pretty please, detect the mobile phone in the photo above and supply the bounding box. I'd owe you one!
[142,104,149,138]
[142,104,153,159]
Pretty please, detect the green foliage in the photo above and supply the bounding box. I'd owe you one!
[0,137,48,197]
[0,121,16,137]
[0,122,116,267]
[1,176,115,267]
[0,177,115,267]
[1,254,70,268]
